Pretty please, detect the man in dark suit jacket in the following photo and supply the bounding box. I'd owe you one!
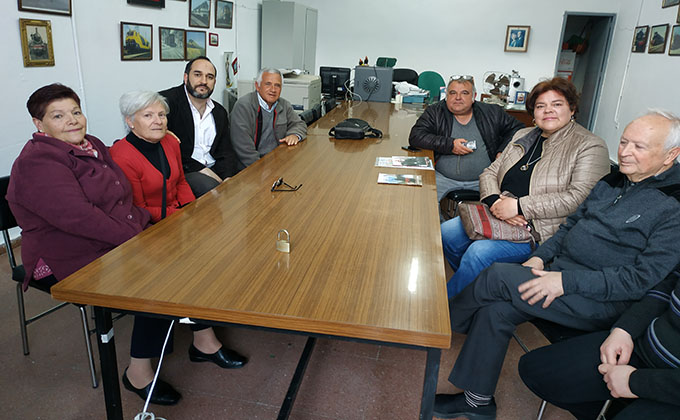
[160,56,238,197]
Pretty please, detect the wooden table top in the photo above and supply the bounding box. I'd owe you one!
[51,101,451,349]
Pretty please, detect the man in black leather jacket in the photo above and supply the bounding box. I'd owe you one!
[408,76,524,204]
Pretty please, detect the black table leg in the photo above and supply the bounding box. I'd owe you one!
[419,347,440,420]
[94,306,123,420]
[277,336,316,420]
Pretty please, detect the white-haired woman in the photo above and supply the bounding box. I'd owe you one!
[110,91,247,404]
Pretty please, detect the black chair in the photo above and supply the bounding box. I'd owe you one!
[0,176,98,388]
[392,68,419,85]
[441,189,480,220]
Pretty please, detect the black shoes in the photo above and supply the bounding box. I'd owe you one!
[122,369,181,406]
[188,344,248,369]
[433,393,496,420]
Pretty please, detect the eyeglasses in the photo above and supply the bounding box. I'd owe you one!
[271,177,302,192]
[449,75,474,82]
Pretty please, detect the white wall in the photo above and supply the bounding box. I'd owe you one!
[2,0,679,176]
[0,0,262,176]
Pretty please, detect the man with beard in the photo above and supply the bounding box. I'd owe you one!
[230,68,307,170]
[160,56,238,197]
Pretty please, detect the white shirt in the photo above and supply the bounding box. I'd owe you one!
[257,92,277,113]
[184,86,217,168]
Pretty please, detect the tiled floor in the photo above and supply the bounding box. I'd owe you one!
[0,247,575,419]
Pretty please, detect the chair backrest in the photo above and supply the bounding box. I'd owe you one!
[393,68,419,85]
[0,176,18,232]
[417,71,446,104]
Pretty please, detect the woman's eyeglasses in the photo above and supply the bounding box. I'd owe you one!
[271,177,302,192]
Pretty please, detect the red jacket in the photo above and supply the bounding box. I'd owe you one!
[110,133,195,223]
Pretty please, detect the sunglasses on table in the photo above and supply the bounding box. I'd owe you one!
[271,177,302,192]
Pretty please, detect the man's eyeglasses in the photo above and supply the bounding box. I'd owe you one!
[271,177,302,192]
[449,75,474,82]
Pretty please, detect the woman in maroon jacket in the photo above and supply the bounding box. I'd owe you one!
[7,84,183,405]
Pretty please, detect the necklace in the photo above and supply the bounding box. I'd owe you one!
[520,139,542,171]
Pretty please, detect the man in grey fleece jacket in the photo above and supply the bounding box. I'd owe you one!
[434,111,680,420]
[230,68,307,170]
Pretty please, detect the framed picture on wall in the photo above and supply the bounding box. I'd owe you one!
[19,18,55,67]
[632,25,649,52]
[189,0,211,28]
[504,25,530,53]
[648,24,669,53]
[127,0,165,7]
[18,0,71,16]
[677,5,680,24]
[215,0,234,29]
[670,25,680,56]
[120,22,152,61]
[159,27,185,61]
[662,0,679,8]
[185,30,206,60]
[209,32,219,47]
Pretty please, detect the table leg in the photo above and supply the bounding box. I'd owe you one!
[94,306,123,420]
[419,348,440,420]
[277,336,317,420]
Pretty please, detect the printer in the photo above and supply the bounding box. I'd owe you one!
[237,73,321,112]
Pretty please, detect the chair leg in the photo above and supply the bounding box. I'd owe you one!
[15,282,30,355]
[596,399,612,420]
[78,305,98,388]
[512,331,531,353]
[535,400,548,420]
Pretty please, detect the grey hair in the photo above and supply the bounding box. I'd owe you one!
[645,109,680,152]
[446,78,476,95]
[256,68,283,85]
[119,91,169,126]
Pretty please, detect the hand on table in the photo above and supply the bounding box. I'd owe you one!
[199,167,222,183]
[280,134,301,146]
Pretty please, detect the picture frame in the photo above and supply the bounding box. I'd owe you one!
[127,0,165,7]
[209,32,219,47]
[648,24,669,53]
[18,0,71,16]
[185,30,206,60]
[504,25,530,53]
[632,25,649,52]
[19,18,54,67]
[159,27,185,61]
[120,22,153,61]
[189,0,211,28]
[215,0,234,29]
[514,91,528,105]
[662,0,680,8]
[670,25,680,56]
[677,5,680,24]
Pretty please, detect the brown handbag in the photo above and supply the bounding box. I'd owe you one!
[457,201,540,248]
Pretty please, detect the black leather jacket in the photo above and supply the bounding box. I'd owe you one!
[408,100,525,161]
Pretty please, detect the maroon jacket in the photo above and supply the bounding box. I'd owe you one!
[7,133,151,290]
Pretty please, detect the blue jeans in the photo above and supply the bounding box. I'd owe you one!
[441,217,533,298]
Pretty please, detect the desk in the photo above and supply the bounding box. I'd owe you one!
[51,101,451,419]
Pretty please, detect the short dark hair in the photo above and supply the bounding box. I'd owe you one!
[525,77,579,117]
[184,56,217,78]
[27,83,81,120]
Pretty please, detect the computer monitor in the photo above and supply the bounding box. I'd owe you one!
[320,66,351,98]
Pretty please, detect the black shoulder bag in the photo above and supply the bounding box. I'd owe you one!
[328,118,383,140]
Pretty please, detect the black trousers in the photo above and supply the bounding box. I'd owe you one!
[518,331,680,420]
[130,316,210,359]
[185,171,220,198]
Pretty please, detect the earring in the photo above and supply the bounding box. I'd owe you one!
[532,119,536,125]
[570,115,575,121]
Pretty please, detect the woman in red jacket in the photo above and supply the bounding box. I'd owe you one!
[111,91,247,403]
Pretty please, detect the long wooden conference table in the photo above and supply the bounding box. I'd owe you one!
[51,101,451,419]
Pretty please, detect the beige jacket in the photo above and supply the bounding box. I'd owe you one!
[479,121,610,241]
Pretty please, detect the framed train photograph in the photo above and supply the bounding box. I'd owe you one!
[159,27,185,61]
[19,18,55,67]
[185,30,206,60]
[121,22,152,61]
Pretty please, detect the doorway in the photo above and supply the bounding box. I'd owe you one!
[555,13,616,131]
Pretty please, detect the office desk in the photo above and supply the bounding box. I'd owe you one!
[51,101,451,420]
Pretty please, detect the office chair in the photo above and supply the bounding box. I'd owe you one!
[0,175,98,388]
[392,68,419,86]
[417,71,446,104]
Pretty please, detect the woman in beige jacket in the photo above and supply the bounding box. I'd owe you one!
[442,77,610,298]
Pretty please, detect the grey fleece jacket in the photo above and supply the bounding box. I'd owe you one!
[532,163,680,302]
[230,91,307,170]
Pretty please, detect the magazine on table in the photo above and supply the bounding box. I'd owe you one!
[374,156,434,170]
[377,173,423,186]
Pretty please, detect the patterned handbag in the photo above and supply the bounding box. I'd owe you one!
[458,201,540,248]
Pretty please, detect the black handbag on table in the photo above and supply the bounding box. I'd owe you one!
[328,118,383,140]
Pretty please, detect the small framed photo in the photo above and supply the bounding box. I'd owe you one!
[121,22,152,61]
[209,32,218,46]
[649,24,669,54]
[504,25,530,53]
[215,0,234,29]
[662,0,679,7]
[632,25,649,52]
[18,0,71,16]
[670,25,680,56]
[189,0,211,28]
[515,91,528,105]
[127,0,165,7]
[185,30,206,60]
[19,18,54,67]
[159,27,185,61]
[677,5,680,24]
